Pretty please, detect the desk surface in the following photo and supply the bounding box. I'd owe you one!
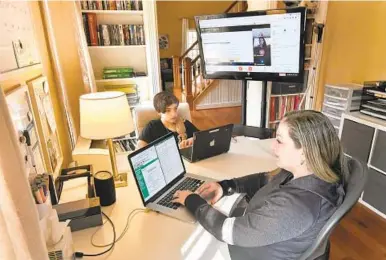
[70,137,277,259]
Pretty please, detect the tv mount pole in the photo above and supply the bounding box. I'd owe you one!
[241,79,267,128]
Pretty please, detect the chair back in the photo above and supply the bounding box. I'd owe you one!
[299,157,368,260]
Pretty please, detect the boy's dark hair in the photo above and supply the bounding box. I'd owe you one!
[153,91,179,113]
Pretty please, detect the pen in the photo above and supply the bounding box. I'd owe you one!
[31,184,43,204]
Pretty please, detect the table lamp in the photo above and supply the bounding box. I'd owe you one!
[79,91,134,187]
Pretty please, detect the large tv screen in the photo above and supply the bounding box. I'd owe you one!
[195,7,306,83]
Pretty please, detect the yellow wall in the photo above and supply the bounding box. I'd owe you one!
[316,1,386,109]
[44,1,87,135]
[156,1,231,58]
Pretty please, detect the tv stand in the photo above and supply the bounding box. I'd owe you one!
[241,79,267,128]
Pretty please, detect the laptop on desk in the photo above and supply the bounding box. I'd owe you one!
[180,124,234,163]
[127,133,215,223]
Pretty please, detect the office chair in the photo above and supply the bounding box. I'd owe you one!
[299,157,368,260]
[232,124,274,139]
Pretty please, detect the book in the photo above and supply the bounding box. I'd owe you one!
[269,97,275,122]
[118,25,125,45]
[86,13,98,46]
[99,25,110,46]
[82,14,91,45]
[104,86,137,94]
[103,73,134,79]
[103,67,134,74]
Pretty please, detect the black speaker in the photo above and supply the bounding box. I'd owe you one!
[94,171,116,206]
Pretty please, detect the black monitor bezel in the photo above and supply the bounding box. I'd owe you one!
[195,7,306,83]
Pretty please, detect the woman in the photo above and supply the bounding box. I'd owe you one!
[137,91,199,149]
[254,37,271,66]
[172,110,347,260]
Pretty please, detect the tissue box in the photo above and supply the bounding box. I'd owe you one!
[47,227,75,260]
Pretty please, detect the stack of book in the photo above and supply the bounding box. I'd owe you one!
[102,81,140,107]
[103,67,134,79]
[81,0,143,11]
[82,12,146,46]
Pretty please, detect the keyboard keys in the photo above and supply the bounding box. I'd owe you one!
[157,177,205,210]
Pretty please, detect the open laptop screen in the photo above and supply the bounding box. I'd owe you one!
[129,134,185,202]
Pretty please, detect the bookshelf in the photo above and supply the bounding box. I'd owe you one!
[265,1,328,133]
[77,0,160,103]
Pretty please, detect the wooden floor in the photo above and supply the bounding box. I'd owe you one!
[191,106,386,260]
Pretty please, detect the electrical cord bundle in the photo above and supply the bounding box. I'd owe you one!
[75,208,147,258]
[75,212,116,258]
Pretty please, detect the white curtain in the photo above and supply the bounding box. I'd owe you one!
[0,89,48,260]
[181,18,189,55]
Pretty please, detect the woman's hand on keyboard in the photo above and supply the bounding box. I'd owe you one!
[172,190,193,206]
[196,182,223,205]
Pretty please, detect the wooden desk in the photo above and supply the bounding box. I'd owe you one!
[70,137,277,259]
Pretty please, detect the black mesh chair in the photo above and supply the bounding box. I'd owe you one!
[299,158,368,260]
[232,124,274,140]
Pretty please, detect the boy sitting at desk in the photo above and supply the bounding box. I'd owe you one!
[136,91,199,149]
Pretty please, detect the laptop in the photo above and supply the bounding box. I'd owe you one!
[180,124,234,163]
[127,132,215,223]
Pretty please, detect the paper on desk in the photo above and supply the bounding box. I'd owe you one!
[42,96,56,132]
[39,208,70,246]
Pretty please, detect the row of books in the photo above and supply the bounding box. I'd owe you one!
[269,94,305,123]
[83,13,145,46]
[113,139,136,152]
[81,0,143,11]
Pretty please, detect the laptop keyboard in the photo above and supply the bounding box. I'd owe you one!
[157,177,205,210]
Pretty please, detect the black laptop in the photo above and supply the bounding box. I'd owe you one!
[180,124,234,163]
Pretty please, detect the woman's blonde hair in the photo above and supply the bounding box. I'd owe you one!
[283,110,347,183]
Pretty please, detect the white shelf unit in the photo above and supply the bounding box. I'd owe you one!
[340,112,386,220]
[88,46,148,79]
[78,1,161,101]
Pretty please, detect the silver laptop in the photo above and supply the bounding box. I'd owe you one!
[127,132,215,223]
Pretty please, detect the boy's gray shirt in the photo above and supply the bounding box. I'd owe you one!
[185,170,345,260]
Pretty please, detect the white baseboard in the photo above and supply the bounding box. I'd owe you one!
[195,102,241,110]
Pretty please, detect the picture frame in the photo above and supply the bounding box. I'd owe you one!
[5,84,45,176]
[27,76,63,177]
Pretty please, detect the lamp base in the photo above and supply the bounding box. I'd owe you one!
[114,172,128,188]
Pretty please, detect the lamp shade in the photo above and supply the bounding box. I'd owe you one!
[80,91,134,139]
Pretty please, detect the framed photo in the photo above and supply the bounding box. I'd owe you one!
[5,85,45,176]
[27,76,63,177]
